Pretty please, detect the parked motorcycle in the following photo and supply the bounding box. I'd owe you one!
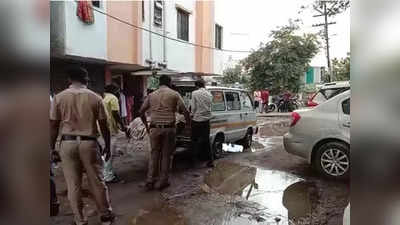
[263,94,302,113]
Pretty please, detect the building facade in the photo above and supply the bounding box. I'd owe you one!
[51,0,224,119]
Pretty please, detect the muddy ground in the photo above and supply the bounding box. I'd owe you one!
[51,116,349,225]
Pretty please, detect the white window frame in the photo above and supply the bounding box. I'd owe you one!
[154,0,163,27]
[177,8,190,41]
[215,24,223,50]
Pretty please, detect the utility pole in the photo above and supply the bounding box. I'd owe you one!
[312,1,337,82]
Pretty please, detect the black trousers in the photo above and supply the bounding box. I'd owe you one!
[191,120,213,162]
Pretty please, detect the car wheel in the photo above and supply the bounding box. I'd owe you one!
[314,141,350,179]
[212,135,224,159]
[241,129,253,149]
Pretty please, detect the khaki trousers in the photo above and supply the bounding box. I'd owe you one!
[147,128,176,184]
[60,140,112,225]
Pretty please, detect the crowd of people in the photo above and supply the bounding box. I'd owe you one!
[254,89,298,113]
[50,67,214,225]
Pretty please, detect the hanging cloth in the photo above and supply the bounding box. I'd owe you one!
[77,1,95,24]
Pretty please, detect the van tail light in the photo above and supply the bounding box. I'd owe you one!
[290,112,301,127]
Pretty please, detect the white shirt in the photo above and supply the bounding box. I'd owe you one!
[191,88,213,122]
[120,92,127,118]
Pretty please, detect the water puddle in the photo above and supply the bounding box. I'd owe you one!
[131,205,187,225]
[252,136,282,152]
[204,162,318,225]
[220,136,281,154]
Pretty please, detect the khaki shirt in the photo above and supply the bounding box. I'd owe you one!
[143,85,187,124]
[50,84,107,137]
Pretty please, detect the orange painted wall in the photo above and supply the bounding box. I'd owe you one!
[195,1,214,74]
[107,1,142,65]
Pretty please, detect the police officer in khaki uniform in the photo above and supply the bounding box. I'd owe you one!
[139,75,190,190]
[50,67,114,225]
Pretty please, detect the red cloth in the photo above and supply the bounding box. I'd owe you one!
[77,1,94,24]
[283,92,291,101]
[126,96,134,123]
[261,90,269,104]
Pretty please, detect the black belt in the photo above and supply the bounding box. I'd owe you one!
[150,124,175,129]
[61,135,97,141]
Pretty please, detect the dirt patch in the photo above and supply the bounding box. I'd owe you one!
[51,117,348,225]
[131,204,187,225]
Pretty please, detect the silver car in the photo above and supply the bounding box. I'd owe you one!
[284,90,350,179]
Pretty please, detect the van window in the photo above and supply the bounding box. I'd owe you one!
[342,98,350,115]
[241,92,253,110]
[313,92,326,104]
[225,92,241,111]
[211,91,226,111]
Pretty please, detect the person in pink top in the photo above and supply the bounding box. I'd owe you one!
[254,91,262,113]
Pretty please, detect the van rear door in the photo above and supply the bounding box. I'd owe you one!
[224,91,245,141]
[240,91,257,135]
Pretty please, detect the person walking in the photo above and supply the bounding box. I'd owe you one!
[260,89,269,113]
[283,90,291,112]
[50,67,114,225]
[254,91,262,113]
[102,84,128,184]
[139,75,190,190]
[190,79,214,167]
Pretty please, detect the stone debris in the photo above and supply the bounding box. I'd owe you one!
[128,118,148,141]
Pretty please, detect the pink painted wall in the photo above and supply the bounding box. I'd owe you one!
[195,1,214,73]
[107,1,142,65]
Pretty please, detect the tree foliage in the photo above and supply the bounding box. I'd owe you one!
[242,23,320,95]
[313,0,350,16]
[299,1,350,16]
[332,53,350,81]
[221,64,248,85]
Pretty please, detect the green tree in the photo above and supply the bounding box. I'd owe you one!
[221,64,248,85]
[332,53,350,81]
[312,0,350,16]
[242,22,320,95]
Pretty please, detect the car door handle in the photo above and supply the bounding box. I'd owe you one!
[343,121,351,128]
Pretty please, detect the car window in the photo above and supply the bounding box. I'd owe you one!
[225,92,241,111]
[211,91,226,111]
[322,87,350,100]
[240,92,253,110]
[313,92,327,104]
[342,98,350,115]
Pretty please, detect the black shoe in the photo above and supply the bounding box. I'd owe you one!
[155,181,170,190]
[100,214,115,225]
[106,175,125,184]
[50,202,60,217]
[206,161,215,168]
[142,182,154,191]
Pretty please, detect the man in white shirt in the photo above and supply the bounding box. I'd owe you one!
[119,91,128,124]
[191,79,214,167]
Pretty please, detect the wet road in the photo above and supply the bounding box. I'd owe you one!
[51,116,349,225]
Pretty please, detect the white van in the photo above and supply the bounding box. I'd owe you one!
[171,75,257,158]
[206,86,258,156]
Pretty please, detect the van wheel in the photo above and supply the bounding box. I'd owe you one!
[241,129,253,149]
[314,141,350,180]
[212,135,224,159]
